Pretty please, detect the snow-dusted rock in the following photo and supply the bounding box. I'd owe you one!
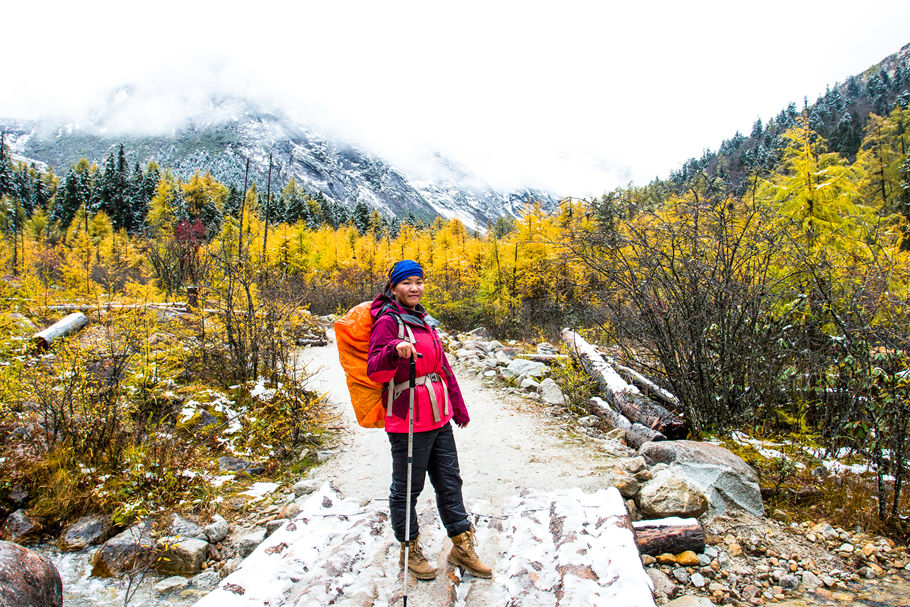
[59,514,111,551]
[91,524,155,578]
[192,570,222,589]
[1,509,40,543]
[495,350,513,366]
[637,469,709,519]
[204,514,230,543]
[519,377,541,391]
[155,575,189,594]
[156,536,209,575]
[536,342,558,355]
[169,514,206,540]
[468,327,493,340]
[539,378,566,406]
[647,568,678,599]
[238,528,267,557]
[502,359,548,380]
[0,541,62,607]
[639,440,763,516]
[293,479,318,497]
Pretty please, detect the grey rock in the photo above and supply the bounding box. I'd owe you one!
[697,553,711,567]
[690,572,706,588]
[467,327,492,340]
[316,450,335,463]
[619,456,648,474]
[170,514,206,540]
[293,479,318,497]
[222,556,242,576]
[487,340,504,351]
[781,574,800,589]
[639,440,764,516]
[1,509,40,543]
[59,514,111,551]
[671,568,690,584]
[501,359,548,380]
[155,575,189,594]
[636,469,709,518]
[204,514,229,543]
[539,378,566,406]
[578,415,600,427]
[495,350,513,366]
[605,428,626,441]
[519,377,541,391]
[238,528,267,557]
[191,570,222,589]
[822,574,836,587]
[91,524,155,578]
[266,519,288,536]
[156,536,209,575]
[536,342,558,355]
[0,540,62,607]
[647,568,678,599]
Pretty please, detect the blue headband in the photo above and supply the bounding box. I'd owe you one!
[389,260,424,287]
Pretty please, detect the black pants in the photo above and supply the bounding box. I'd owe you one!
[388,422,471,542]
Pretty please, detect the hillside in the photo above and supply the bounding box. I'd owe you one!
[0,92,555,230]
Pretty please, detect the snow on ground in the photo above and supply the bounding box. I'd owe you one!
[195,484,654,607]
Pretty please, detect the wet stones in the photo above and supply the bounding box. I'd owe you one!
[91,524,156,578]
[156,537,209,575]
[59,514,112,551]
[0,509,41,543]
[0,541,62,607]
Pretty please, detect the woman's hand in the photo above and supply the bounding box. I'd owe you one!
[395,341,418,359]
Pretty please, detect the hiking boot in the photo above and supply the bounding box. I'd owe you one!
[448,527,492,578]
[399,536,437,580]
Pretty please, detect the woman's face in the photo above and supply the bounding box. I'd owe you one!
[391,275,425,308]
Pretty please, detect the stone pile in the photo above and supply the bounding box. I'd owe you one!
[443,328,567,406]
[643,515,910,605]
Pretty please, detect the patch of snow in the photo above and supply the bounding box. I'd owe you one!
[240,482,279,499]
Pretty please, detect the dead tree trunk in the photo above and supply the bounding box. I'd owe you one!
[561,329,688,439]
[632,518,706,555]
[589,397,666,449]
[33,312,89,350]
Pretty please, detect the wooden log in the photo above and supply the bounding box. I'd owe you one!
[32,312,89,349]
[515,354,569,362]
[588,397,666,449]
[632,517,705,555]
[615,363,681,410]
[561,329,687,439]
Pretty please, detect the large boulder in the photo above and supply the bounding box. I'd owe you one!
[204,514,230,543]
[637,469,709,518]
[639,440,764,516]
[539,378,566,406]
[169,514,206,540]
[91,523,155,578]
[501,359,548,380]
[156,536,209,575]
[0,541,62,607]
[59,514,112,551]
[1,509,40,543]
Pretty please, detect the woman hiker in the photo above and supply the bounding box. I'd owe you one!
[367,259,493,581]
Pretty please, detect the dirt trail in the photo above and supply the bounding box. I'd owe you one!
[295,332,650,606]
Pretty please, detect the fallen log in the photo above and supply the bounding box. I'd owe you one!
[32,312,89,350]
[615,363,681,410]
[561,329,687,439]
[589,397,666,449]
[632,517,705,555]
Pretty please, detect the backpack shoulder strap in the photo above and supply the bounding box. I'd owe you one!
[378,304,415,344]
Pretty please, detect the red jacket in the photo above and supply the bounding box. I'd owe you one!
[366,293,469,433]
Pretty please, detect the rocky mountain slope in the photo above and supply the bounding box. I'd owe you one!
[0,91,556,230]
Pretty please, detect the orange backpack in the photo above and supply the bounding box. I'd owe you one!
[334,302,412,428]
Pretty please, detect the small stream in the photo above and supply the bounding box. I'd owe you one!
[35,543,209,607]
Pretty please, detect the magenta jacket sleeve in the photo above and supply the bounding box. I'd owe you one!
[442,350,470,425]
[367,314,404,383]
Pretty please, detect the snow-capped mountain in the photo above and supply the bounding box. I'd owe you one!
[0,89,557,230]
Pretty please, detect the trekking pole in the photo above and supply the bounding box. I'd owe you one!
[403,351,421,606]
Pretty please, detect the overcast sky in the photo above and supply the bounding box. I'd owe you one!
[2,0,909,196]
